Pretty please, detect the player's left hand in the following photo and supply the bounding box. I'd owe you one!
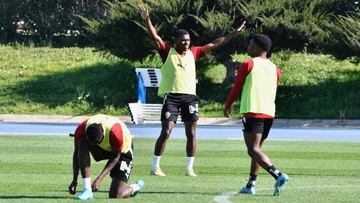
[68,180,77,195]
[235,21,246,32]
[223,107,231,118]
[92,178,102,192]
[138,4,149,20]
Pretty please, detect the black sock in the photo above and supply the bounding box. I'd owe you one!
[246,173,257,188]
[267,165,281,179]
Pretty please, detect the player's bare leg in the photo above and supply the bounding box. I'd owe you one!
[151,120,176,176]
[109,179,144,198]
[76,138,94,200]
[154,120,176,155]
[240,137,265,194]
[185,121,197,157]
[184,121,197,176]
[244,132,272,169]
[244,132,289,196]
[78,138,92,178]
[249,136,265,177]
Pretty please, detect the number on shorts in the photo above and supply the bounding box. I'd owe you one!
[188,104,198,114]
[119,161,131,173]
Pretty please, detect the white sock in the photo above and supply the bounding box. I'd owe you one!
[151,155,161,171]
[186,157,195,171]
[130,183,140,194]
[82,177,92,191]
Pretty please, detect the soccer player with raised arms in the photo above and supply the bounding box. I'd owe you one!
[138,4,245,177]
[224,34,289,196]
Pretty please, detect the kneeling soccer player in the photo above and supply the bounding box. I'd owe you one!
[224,34,289,196]
[68,114,144,200]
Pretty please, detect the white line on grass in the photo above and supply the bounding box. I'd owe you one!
[226,138,242,140]
[213,191,237,203]
[213,185,354,203]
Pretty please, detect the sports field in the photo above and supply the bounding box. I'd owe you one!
[0,135,359,202]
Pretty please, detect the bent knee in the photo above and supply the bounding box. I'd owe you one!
[247,149,254,157]
[185,129,196,138]
[247,147,261,157]
[160,128,172,138]
[186,133,195,139]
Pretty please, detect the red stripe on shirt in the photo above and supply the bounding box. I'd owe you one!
[225,60,254,109]
[109,123,123,152]
[225,58,281,118]
[74,119,88,143]
[158,42,205,63]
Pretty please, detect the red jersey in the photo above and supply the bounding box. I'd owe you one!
[225,58,281,118]
[74,119,124,152]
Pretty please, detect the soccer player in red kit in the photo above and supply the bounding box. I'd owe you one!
[68,114,144,200]
[139,4,245,177]
[224,34,289,196]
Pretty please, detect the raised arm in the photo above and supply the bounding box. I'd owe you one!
[203,21,246,54]
[138,4,165,50]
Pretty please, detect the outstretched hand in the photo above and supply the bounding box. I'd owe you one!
[138,4,149,20]
[235,21,246,32]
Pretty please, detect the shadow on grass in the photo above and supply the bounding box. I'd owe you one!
[276,69,360,119]
[9,61,139,112]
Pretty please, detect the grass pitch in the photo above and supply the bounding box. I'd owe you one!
[0,135,359,202]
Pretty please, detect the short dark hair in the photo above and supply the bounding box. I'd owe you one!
[85,123,103,143]
[251,34,272,52]
[174,29,189,39]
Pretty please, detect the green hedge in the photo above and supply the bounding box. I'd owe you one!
[82,0,360,61]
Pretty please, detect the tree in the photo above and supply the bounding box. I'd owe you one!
[0,0,108,45]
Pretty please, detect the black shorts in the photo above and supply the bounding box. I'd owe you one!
[242,117,273,139]
[109,151,133,183]
[161,93,199,122]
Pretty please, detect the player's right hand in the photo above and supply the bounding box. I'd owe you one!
[92,177,103,192]
[138,4,149,20]
[68,181,77,195]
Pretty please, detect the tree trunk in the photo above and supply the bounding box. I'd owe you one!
[222,59,240,85]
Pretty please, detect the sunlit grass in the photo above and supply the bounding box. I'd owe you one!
[0,45,359,118]
[0,135,359,202]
